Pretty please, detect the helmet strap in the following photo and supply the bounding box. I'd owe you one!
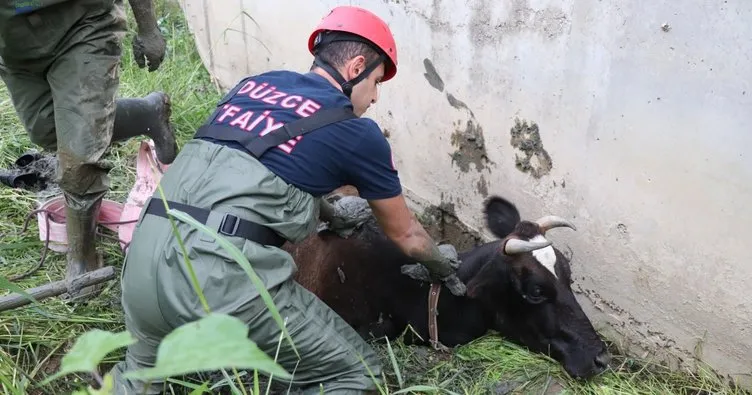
[312,31,387,98]
[314,55,385,98]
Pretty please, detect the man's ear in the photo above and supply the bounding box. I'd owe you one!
[346,55,367,79]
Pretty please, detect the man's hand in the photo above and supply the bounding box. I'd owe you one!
[317,195,373,238]
[367,194,467,296]
[133,29,166,71]
[128,0,167,71]
[401,244,466,296]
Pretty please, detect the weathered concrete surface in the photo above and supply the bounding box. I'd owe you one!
[176,0,752,386]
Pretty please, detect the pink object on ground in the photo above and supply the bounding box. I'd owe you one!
[36,139,169,254]
[117,139,170,252]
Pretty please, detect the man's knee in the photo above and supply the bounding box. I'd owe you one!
[262,281,383,393]
[27,113,57,151]
[0,61,58,151]
[56,153,112,198]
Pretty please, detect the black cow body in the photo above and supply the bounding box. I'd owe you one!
[286,193,610,379]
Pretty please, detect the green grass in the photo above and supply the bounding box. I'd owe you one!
[0,1,749,394]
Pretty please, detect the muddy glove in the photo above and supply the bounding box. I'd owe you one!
[316,195,373,238]
[132,28,166,71]
[129,0,167,71]
[401,244,467,296]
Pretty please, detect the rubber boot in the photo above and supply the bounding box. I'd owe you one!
[62,197,105,302]
[112,91,178,164]
[0,170,46,190]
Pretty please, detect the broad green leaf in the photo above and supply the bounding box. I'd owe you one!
[164,207,298,358]
[124,313,290,381]
[40,330,136,385]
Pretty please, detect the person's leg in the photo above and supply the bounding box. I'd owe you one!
[109,305,171,395]
[111,91,178,165]
[0,57,58,152]
[109,235,173,395]
[244,279,383,394]
[44,0,127,300]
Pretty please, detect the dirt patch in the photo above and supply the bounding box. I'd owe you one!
[447,93,473,116]
[509,118,553,178]
[450,119,490,173]
[423,58,445,92]
[476,175,489,197]
[417,199,484,251]
[328,186,484,251]
[469,0,571,45]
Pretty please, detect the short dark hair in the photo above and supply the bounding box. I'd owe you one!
[310,33,382,71]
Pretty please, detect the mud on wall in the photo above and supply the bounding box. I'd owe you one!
[177,0,752,387]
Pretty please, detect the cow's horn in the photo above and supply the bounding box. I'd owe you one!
[535,215,577,232]
[504,238,552,255]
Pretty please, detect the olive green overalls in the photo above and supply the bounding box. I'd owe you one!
[110,106,383,394]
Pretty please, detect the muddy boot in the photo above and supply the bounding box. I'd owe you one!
[62,197,105,303]
[0,169,46,190]
[0,151,56,192]
[112,91,178,164]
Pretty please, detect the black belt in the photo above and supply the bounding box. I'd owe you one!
[144,198,287,248]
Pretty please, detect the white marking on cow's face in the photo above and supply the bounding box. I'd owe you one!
[530,235,557,278]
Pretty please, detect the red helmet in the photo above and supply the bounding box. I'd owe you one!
[308,6,398,82]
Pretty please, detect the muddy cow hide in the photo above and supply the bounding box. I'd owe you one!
[284,191,610,379]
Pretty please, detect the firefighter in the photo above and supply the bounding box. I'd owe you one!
[111,6,465,394]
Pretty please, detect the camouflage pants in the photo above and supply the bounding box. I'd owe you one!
[0,0,126,209]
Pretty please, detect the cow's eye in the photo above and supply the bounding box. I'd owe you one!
[526,285,546,304]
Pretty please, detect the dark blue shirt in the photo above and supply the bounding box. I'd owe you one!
[201,70,402,200]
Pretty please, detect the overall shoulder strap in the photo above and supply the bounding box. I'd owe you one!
[194,107,357,158]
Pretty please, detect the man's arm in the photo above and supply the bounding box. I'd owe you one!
[128,0,159,33]
[367,194,456,278]
[127,0,167,71]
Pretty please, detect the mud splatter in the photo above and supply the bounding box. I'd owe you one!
[450,119,490,173]
[447,93,470,112]
[469,0,571,45]
[330,187,484,251]
[423,59,444,92]
[476,175,489,197]
[510,119,553,179]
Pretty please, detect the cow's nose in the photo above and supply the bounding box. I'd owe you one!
[594,350,611,370]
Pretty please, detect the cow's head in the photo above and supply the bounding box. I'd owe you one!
[465,196,610,379]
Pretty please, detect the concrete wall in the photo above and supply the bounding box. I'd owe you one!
[177,0,752,386]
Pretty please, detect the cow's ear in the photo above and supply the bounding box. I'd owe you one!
[484,195,521,239]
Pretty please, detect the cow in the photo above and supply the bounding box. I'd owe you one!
[284,190,611,380]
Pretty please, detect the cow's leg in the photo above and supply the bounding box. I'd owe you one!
[247,279,383,394]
